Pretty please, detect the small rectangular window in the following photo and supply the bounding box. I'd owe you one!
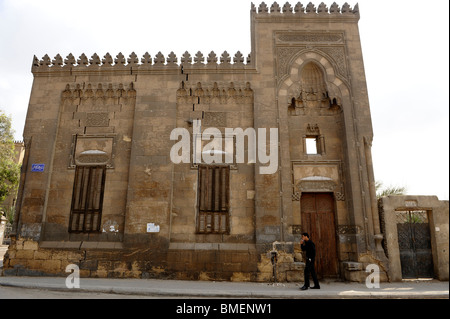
[305,137,319,155]
[69,165,106,233]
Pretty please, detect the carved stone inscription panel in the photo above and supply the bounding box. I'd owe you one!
[69,134,116,168]
[275,31,348,82]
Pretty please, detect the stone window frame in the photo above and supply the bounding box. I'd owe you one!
[190,131,238,170]
[303,134,325,155]
[68,133,117,169]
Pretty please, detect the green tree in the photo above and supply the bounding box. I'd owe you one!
[375,180,407,199]
[0,110,21,204]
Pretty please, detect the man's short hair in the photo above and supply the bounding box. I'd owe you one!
[302,232,310,238]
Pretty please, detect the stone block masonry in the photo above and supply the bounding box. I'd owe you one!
[4,2,417,283]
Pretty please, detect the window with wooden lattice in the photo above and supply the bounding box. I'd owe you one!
[197,165,230,234]
[68,165,106,233]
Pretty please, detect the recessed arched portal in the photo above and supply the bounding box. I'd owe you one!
[278,51,351,280]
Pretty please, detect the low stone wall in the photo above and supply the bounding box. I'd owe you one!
[379,196,449,281]
[3,239,83,276]
[3,238,305,282]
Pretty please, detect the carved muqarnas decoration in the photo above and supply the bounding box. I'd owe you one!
[177,81,253,105]
[289,62,341,111]
[62,82,136,105]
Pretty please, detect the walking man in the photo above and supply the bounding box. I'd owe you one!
[300,232,320,290]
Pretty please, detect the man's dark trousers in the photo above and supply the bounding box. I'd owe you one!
[304,258,319,287]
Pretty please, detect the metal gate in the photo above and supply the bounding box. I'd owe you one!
[396,211,434,279]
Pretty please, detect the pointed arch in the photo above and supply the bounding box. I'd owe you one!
[278,51,350,110]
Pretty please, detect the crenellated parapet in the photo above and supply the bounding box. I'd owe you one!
[251,1,359,17]
[32,51,253,75]
[31,2,360,76]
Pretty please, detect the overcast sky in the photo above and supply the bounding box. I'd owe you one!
[0,0,448,200]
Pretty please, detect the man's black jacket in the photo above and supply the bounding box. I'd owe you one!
[301,239,316,260]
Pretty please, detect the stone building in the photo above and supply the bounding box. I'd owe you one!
[4,2,447,282]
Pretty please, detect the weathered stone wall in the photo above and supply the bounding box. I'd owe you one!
[5,3,396,282]
[3,239,82,276]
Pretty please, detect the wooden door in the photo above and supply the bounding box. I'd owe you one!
[301,193,339,278]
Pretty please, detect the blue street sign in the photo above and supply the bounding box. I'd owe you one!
[31,164,45,172]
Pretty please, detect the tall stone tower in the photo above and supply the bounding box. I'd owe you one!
[249,1,387,280]
[5,2,388,282]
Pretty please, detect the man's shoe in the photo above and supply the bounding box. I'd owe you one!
[300,286,308,290]
[310,286,320,289]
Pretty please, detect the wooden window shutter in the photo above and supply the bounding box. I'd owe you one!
[197,165,230,234]
[69,165,106,233]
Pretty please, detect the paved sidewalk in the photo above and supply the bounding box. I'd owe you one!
[0,275,448,299]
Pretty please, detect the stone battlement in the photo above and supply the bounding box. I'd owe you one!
[32,51,253,74]
[252,1,359,16]
[31,2,359,75]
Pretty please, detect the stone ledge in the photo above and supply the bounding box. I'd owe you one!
[343,261,363,271]
[39,241,124,250]
[169,243,256,251]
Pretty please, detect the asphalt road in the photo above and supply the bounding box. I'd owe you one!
[0,285,160,299]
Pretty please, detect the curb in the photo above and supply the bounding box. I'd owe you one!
[0,277,448,299]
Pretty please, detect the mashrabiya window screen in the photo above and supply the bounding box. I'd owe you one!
[197,165,230,234]
[69,165,106,233]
